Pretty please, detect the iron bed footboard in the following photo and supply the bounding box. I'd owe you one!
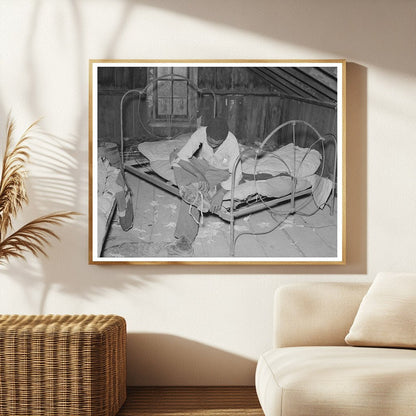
[124,162,313,257]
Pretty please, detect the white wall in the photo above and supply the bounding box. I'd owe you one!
[0,0,415,385]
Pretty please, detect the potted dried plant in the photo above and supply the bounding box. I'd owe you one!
[0,116,77,264]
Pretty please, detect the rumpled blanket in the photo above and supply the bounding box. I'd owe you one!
[223,176,311,202]
[138,139,324,203]
[241,143,321,177]
[97,157,133,255]
[98,158,122,216]
[308,175,334,208]
[148,160,315,202]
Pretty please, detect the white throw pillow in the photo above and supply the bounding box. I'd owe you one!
[345,272,416,348]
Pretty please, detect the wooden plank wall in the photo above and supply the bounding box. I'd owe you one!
[197,67,336,144]
[198,67,337,176]
[97,67,148,146]
[97,66,337,173]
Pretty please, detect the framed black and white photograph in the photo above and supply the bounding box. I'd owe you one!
[89,60,345,264]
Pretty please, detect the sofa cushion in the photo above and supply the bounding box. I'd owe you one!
[345,272,416,348]
[274,283,370,348]
[256,346,416,416]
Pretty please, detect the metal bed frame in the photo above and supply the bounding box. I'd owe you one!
[119,75,337,256]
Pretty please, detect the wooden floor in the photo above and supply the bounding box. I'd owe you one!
[103,172,337,259]
[116,386,264,416]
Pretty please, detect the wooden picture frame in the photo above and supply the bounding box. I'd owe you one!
[89,60,346,265]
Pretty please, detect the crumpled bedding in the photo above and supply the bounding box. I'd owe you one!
[140,138,321,177]
[308,175,334,208]
[138,133,191,161]
[148,160,312,202]
[241,143,321,177]
[98,158,122,218]
[223,176,311,201]
[97,158,121,255]
[139,138,329,205]
[97,156,133,255]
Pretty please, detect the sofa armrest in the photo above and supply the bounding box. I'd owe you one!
[273,282,370,348]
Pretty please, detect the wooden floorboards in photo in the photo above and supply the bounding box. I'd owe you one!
[116,386,263,416]
[102,173,338,259]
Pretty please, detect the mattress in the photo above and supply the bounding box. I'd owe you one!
[137,138,325,202]
[138,138,322,177]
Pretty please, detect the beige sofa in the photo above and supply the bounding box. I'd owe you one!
[255,282,416,416]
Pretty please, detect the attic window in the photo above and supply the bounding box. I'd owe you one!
[156,67,189,118]
[147,67,198,127]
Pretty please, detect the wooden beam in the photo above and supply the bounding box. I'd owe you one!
[277,68,336,102]
[292,68,337,100]
[250,68,307,98]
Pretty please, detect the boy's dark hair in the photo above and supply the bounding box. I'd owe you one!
[206,117,229,141]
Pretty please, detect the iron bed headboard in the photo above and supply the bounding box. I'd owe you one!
[119,73,217,169]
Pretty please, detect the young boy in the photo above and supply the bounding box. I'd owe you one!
[167,117,242,256]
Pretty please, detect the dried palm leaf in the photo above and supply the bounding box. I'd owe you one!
[0,117,36,238]
[0,115,79,264]
[0,212,78,265]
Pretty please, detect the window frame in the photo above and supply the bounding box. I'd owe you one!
[147,67,198,127]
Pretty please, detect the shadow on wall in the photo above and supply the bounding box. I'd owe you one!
[0,122,156,313]
[24,0,87,211]
[0,1,370,304]
[0,1,145,311]
[135,0,414,76]
[127,333,257,386]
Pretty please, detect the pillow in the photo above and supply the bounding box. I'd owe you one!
[345,272,416,348]
[138,133,191,162]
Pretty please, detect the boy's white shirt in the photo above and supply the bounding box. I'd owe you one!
[172,126,242,191]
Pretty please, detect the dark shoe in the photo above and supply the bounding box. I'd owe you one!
[166,236,194,256]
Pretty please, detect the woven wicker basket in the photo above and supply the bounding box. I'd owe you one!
[0,314,126,416]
